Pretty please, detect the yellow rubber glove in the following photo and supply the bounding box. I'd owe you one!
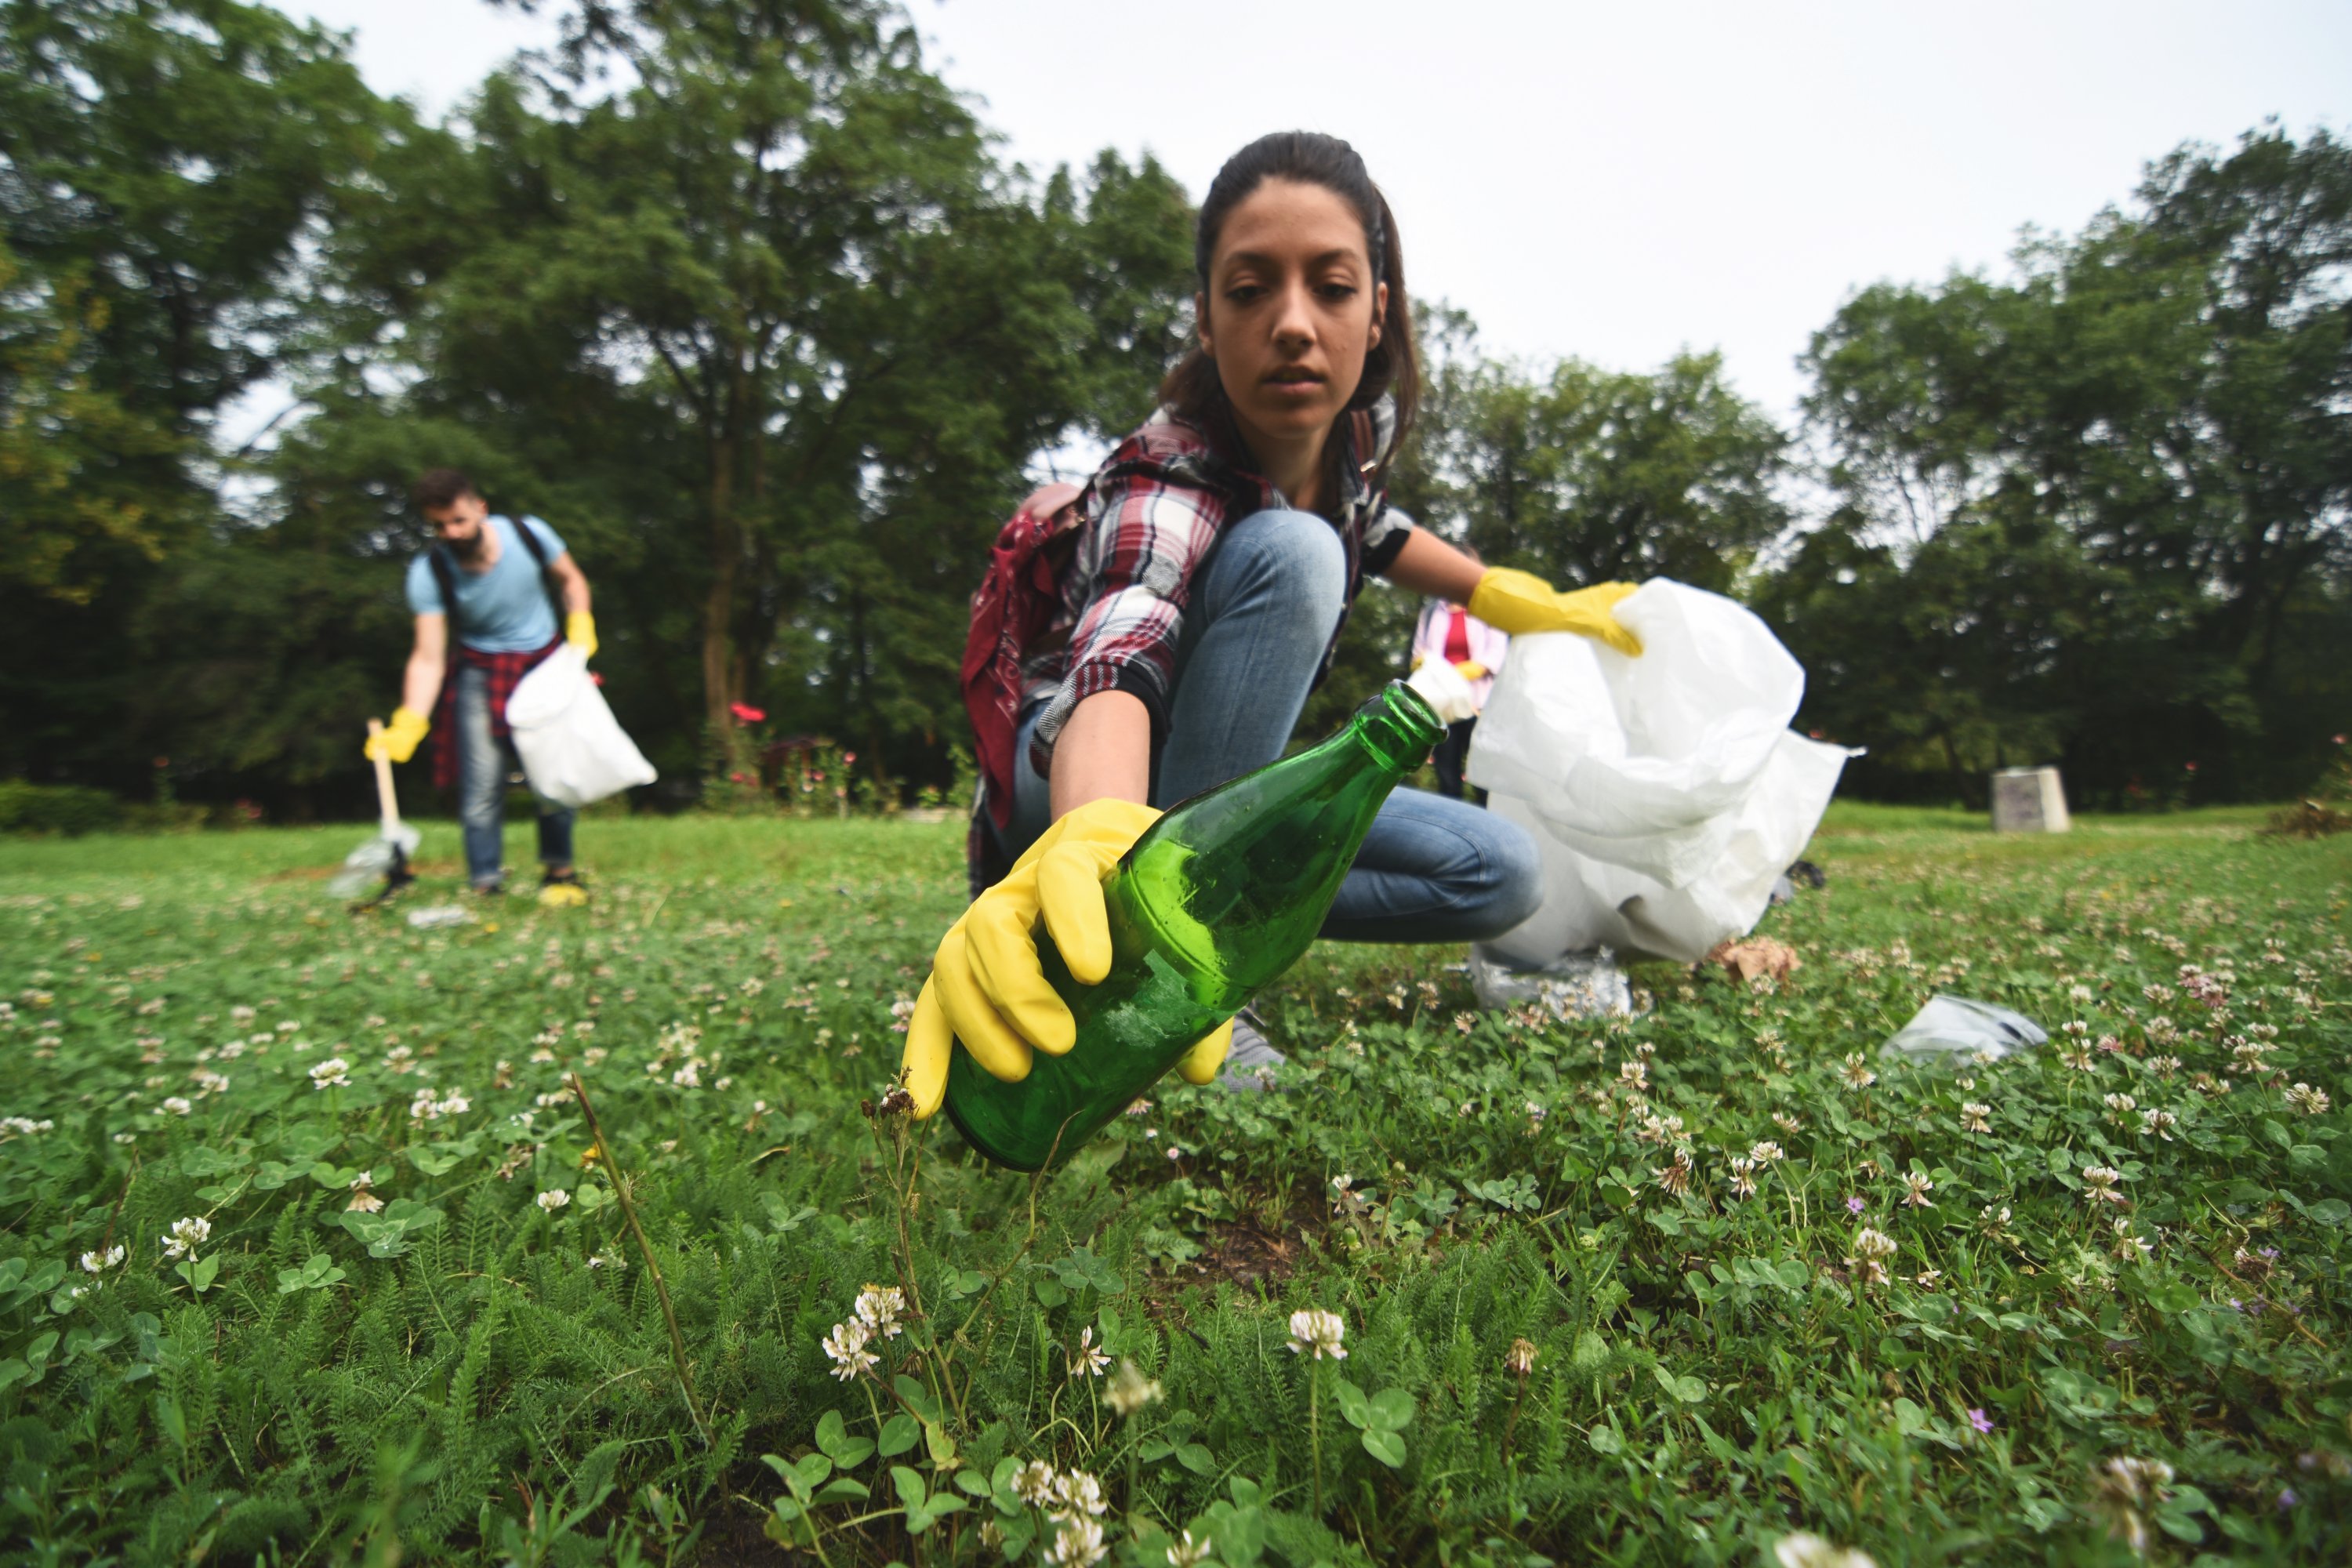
[565,611,598,661]
[1454,660,1488,682]
[899,797,1228,1116]
[1467,568,1644,656]
[364,706,430,764]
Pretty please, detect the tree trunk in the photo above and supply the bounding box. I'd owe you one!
[702,432,739,767]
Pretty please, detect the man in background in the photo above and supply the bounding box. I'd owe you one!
[365,468,597,903]
[1410,546,1508,805]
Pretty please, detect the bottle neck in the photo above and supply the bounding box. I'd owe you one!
[1348,682,1445,772]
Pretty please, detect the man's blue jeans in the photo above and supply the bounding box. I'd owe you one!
[454,662,575,889]
[1005,508,1541,943]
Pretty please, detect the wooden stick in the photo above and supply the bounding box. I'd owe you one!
[366,719,400,836]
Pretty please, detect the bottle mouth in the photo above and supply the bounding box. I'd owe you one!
[1356,681,1445,764]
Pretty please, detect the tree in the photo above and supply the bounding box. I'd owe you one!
[1802,125,2352,801]
[1453,350,1789,594]
[0,0,394,797]
[281,0,1194,789]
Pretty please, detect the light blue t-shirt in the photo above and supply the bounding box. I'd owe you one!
[405,515,568,653]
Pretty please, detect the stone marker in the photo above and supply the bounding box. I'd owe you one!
[1991,767,2071,833]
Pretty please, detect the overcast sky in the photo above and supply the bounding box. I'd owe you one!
[281,0,2348,424]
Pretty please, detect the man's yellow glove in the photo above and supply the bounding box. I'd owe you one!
[565,612,598,661]
[364,706,430,764]
[1467,568,1644,656]
[900,797,1232,1116]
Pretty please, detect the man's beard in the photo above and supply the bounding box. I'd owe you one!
[446,528,488,563]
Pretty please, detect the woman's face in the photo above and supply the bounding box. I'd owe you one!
[1199,178,1387,455]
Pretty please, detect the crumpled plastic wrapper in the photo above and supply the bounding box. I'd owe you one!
[1470,946,1635,1020]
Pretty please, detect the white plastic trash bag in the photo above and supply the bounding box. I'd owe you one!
[505,645,658,808]
[1468,580,1855,966]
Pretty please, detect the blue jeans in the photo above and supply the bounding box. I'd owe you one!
[454,662,575,888]
[1005,508,1541,944]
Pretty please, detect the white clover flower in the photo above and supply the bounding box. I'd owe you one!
[1072,1326,1110,1377]
[80,1244,125,1274]
[1773,1112,1802,1135]
[536,1189,570,1211]
[1652,1150,1693,1197]
[1846,1226,1897,1287]
[1167,1529,1213,1568]
[2140,1107,2180,1141]
[2082,1166,2128,1207]
[1105,1358,1163,1417]
[1725,1157,1759,1200]
[162,1215,210,1260]
[2111,1219,2154,1264]
[1047,1517,1108,1567]
[1749,1140,1784,1164]
[1774,1530,1878,1568]
[1960,1102,1991,1134]
[1048,1468,1107,1523]
[854,1284,906,1338]
[821,1319,877,1381]
[1287,1308,1347,1360]
[2103,1092,2137,1123]
[160,1096,194,1116]
[346,1173,385,1214]
[1840,1054,1876,1091]
[1011,1460,1057,1508]
[309,1057,351,1089]
[2287,1082,2332,1116]
[1901,1171,1935,1209]
[1505,1338,1539,1376]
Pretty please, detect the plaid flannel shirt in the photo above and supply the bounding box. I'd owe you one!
[1025,398,1412,775]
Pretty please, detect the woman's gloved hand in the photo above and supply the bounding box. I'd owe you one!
[1467,568,1644,656]
[900,797,1232,1116]
[364,706,430,763]
[1453,659,1488,682]
[565,612,598,661]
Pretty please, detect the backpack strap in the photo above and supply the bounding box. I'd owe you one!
[506,514,566,626]
[429,547,460,630]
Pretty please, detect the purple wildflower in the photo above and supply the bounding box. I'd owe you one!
[1968,1409,1994,1435]
[2278,1489,2298,1511]
[1846,1195,1866,1216]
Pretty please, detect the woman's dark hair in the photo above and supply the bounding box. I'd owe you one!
[1159,131,1418,480]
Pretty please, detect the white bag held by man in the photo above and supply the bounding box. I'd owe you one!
[505,645,658,808]
[1467,579,1854,966]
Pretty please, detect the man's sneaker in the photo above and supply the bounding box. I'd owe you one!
[1216,1006,1288,1093]
[537,869,589,909]
[471,880,507,898]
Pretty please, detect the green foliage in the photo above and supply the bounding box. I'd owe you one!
[1793,125,2352,805]
[0,807,2347,1562]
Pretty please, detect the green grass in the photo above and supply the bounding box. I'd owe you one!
[1,803,2347,1565]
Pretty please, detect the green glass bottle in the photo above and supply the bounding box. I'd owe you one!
[943,681,1444,1171]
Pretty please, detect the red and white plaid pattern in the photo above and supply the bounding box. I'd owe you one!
[431,635,561,790]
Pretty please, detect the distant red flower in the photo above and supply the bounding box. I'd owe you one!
[2335,733,2347,746]
[843,751,857,764]
[729,702,766,724]
[2185,760,2199,772]
[729,771,747,784]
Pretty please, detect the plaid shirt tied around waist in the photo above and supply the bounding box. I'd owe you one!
[431,635,563,790]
